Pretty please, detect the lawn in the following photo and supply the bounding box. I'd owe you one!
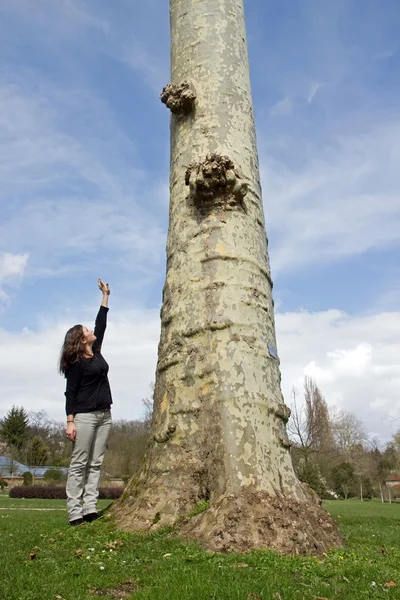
[0,498,399,600]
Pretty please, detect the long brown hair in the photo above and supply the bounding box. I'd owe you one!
[59,324,85,375]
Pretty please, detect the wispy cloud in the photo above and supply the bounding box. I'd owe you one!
[261,121,400,273]
[0,253,29,304]
[307,81,325,104]
[0,70,167,290]
[270,96,293,117]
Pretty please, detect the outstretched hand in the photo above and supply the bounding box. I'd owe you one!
[98,278,110,296]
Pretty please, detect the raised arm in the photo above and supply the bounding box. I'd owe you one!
[93,278,110,352]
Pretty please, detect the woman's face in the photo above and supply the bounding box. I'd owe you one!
[81,326,96,346]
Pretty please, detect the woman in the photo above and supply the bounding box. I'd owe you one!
[59,278,112,526]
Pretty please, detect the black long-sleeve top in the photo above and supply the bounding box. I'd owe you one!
[64,306,113,415]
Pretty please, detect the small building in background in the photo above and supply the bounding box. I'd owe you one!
[0,456,68,488]
[385,473,400,501]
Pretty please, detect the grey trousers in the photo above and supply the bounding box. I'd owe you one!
[66,410,112,522]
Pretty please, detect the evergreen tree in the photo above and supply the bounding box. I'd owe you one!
[0,406,29,451]
[296,458,328,498]
[26,435,49,467]
[332,462,355,499]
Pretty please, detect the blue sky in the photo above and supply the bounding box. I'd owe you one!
[0,0,399,440]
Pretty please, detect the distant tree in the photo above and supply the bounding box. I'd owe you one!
[332,462,355,499]
[0,478,8,490]
[296,458,327,498]
[330,408,367,456]
[304,377,334,454]
[22,471,33,486]
[102,417,151,478]
[43,468,65,484]
[360,474,374,500]
[0,406,29,451]
[26,435,49,467]
[27,410,53,442]
[288,378,334,466]
[349,443,371,501]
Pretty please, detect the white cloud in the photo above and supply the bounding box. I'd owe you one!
[327,343,372,376]
[277,309,400,440]
[0,252,29,305]
[0,307,160,423]
[0,253,29,280]
[0,306,399,441]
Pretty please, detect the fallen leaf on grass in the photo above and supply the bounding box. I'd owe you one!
[231,563,249,568]
[54,595,64,599]
[88,580,138,598]
[273,593,283,600]
[105,539,124,550]
[311,597,329,600]
[343,576,350,583]
[247,594,262,600]
[384,582,398,588]
[49,538,56,543]
[29,553,36,560]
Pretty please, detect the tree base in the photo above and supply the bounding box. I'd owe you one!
[178,488,342,554]
[114,486,342,555]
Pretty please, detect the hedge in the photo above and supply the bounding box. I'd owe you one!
[9,486,123,500]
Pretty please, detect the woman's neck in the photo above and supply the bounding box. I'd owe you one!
[84,344,94,357]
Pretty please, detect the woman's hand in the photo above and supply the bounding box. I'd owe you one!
[98,279,110,296]
[66,422,77,442]
[97,279,110,296]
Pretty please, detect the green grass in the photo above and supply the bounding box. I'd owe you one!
[0,496,111,510]
[0,498,399,600]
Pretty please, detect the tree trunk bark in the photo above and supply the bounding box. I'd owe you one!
[379,481,384,503]
[113,0,342,555]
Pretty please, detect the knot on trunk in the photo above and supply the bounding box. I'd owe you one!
[154,424,176,444]
[185,154,248,213]
[274,403,291,423]
[160,82,196,115]
[278,436,293,449]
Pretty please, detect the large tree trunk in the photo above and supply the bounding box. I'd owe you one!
[114,0,342,554]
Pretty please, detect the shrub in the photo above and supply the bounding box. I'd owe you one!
[296,458,327,498]
[0,478,8,490]
[99,487,124,499]
[23,471,33,486]
[43,468,65,483]
[9,486,124,500]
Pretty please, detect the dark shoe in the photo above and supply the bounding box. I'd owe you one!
[69,518,84,526]
[83,512,99,523]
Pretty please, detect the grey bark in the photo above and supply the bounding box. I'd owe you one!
[114,0,342,554]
